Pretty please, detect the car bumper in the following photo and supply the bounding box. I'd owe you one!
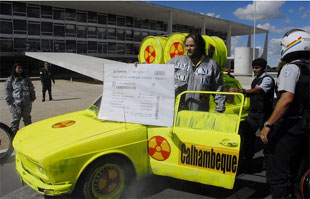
[16,156,72,196]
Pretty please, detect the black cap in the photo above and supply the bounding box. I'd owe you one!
[252,58,267,68]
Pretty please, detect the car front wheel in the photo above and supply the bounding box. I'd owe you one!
[82,157,133,199]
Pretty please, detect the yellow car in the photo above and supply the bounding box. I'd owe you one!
[13,87,246,198]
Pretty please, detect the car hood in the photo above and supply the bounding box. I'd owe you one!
[13,109,144,159]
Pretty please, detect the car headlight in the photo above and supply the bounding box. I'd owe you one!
[38,165,44,174]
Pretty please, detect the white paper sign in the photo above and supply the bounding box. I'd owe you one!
[98,64,175,126]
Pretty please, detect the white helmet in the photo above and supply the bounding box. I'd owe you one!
[281,29,310,61]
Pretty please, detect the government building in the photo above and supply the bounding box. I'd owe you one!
[0,1,267,77]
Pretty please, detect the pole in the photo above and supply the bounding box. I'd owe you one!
[252,0,256,79]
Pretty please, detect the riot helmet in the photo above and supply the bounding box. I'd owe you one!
[281,29,310,62]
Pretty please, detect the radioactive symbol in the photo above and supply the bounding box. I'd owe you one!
[169,42,185,59]
[144,45,156,63]
[52,120,76,128]
[148,136,171,161]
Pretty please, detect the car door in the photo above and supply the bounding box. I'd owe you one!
[147,91,244,189]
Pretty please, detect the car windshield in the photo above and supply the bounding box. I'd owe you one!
[88,96,102,115]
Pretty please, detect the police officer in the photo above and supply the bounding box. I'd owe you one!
[4,63,36,134]
[260,29,310,198]
[167,32,225,112]
[230,58,274,172]
[40,61,55,101]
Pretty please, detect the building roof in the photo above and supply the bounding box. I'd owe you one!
[29,1,267,36]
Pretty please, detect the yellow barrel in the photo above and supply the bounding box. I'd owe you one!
[211,36,227,68]
[202,35,220,66]
[164,33,188,63]
[138,36,167,64]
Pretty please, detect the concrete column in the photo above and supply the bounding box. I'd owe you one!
[227,23,231,57]
[202,17,206,35]
[260,31,269,60]
[168,10,172,34]
[247,29,252,47]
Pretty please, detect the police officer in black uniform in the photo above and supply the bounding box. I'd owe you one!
[260,29,310,198]
[40,61,55,102]
[230,58,275,172]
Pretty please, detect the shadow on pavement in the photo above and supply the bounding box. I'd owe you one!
[50,98,81,102]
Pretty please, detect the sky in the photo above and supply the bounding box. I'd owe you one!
[149,1,310,67]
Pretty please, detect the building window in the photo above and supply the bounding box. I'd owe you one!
[98,27,107,39]
[116,29,125,41]
[41,5,52,19]
[133,18,142,28]
[0,38,13,52]
[149,20,157,30]
[13,19,27,34]
[126,17,133,27]
[77,11,87,22]
[98,14,107,25]
[77,41,87,53]
[53,8,65,20]
[66,24,76,37]
[125,30,133,41]
[41,39,53,52]
[65,8,76,21]
[117,43,125,54]
[108,42,116,54]
[117,16,125,27]
[125,43,133,55]
[41,22,53,35]
[77,26,87,38]
[88,11,97,23]
[0,19,12,34]
[13,2,26,16]
[141,32,148,40]
[54,40,65,52]
[14,38,26,52]
[133,31,141,42]
[28,21,40,35]
[107,28,116,40]
[88,41,97,53]
[142,19,149,29]
[27,39,40,51]
[27,5,40,18]
[66,40,76,52]
[88,26,97,38]
[108,14,116,25]
[98,42,107,54]
[133,44,140,55]
[0,2,12,15]
[54,23,65,37]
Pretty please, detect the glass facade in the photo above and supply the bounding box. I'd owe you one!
[0,1,226,59]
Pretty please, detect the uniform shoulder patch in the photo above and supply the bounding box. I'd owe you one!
[282,68,291,77]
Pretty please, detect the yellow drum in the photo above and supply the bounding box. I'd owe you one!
[138,36,167,64]
[164,33,188,63]
[202,35,219,65]
[211,36,227,68]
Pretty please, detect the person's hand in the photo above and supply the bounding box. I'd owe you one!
[260,127,270,144]
[229,88,241,93]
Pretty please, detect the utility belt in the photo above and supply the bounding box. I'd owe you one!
[249,109,265,113]
[284,110,310,134]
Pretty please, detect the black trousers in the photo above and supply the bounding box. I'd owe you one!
[239,112,265,161]
[267,127,309,198]
[42,83,52,100]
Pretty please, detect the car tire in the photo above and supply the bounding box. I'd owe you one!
[82,156,134,199]
[0,122,14,164]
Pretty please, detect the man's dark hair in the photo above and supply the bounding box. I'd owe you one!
[185,33,206,56]
[252,58,267,69]
[11,63,26,78]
